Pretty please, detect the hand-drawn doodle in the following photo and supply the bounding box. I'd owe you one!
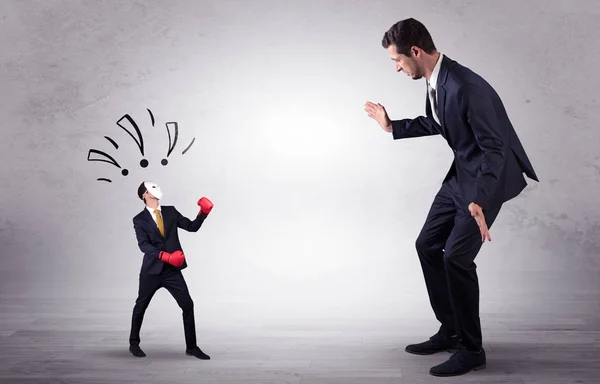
[87,149,129,181]
[104,136,119,149]
[117,113,148,168]
[87,108,196,183]
[182,138,196,155]
[147,108,155,127]
[163,122,196,165]
[162,122,178,165]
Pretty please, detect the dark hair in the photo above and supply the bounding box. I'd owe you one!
[381,18,436,56]
[137,182,147,202]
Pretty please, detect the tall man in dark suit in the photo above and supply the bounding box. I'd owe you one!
[365,18,538,377]
[128,181,214,360]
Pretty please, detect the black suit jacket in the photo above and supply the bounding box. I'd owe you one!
[132,206,208,275]
[392,55,538,209]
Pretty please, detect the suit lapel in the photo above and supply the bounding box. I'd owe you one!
[437,87,447,133]
[436,56,451,144]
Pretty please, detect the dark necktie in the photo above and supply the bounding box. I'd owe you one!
[429,86,438,117]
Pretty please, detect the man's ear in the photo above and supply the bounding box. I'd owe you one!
[410,46,420,58]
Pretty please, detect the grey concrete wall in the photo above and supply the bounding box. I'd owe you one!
[1,0,598,320]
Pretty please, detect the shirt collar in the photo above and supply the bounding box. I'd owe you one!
[429,52,444,90]
[146,205,161,214]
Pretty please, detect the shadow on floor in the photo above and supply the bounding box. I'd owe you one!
[92,347,189,360]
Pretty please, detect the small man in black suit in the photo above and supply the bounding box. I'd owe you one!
[128,181,214,360]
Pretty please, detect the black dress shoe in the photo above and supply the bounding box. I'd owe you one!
[429,347,486,377]
[129,344,146,357]
[186,346,210,360]
[405,332,458,355]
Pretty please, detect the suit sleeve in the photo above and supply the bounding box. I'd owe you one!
[391,116,440,139]
[133,218,161,259]
[175,207,208,232]
[457,83,506,209]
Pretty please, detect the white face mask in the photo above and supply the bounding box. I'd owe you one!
[144,181,163,200]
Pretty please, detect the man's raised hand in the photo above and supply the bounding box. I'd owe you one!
[364,101,392,132]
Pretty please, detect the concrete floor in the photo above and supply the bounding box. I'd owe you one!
[0,291,599,384]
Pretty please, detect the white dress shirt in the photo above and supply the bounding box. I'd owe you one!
[428,52,444,125]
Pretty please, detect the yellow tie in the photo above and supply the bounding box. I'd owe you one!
[154,209,165,238]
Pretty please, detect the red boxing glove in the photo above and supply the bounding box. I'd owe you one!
[198,197,214,215]
[159,250,185,267]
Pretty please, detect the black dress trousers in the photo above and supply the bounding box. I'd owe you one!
[129,264,197,349]
[415,175,502,351]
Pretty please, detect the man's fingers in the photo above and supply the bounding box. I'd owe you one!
[468,208,491,243]
[365,105,378,114]
[365,102,383,112]
[482,228,491,242]
[365,105,384,121]
[479,222,491,242]
[472,213,491,242]
[365,102,388,130]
